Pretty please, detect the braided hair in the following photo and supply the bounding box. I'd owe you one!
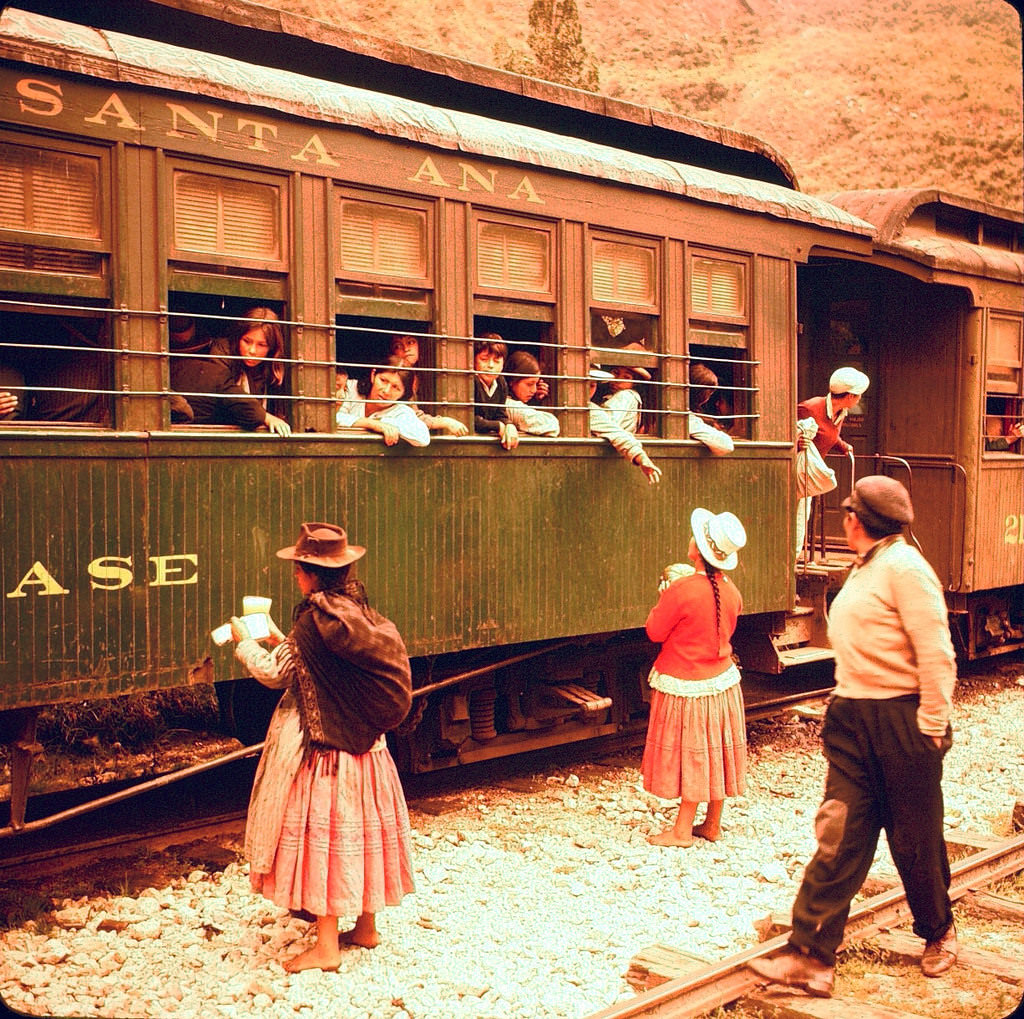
[694,550,723,640]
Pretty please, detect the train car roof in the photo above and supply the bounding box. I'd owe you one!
[0,9,874,238]
[824,188,1024,284]
[11,0,800,190]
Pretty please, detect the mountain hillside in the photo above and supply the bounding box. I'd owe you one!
[281,0,1022,210]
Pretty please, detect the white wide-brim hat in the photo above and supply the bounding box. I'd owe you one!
[691,508,747,571]
[828,366,870,396]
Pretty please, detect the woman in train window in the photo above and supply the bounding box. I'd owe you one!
[336,361,430,446]
[229,522,415,972]
[504,349,560,437]
[211,307,291,436]
[641,508,747,847]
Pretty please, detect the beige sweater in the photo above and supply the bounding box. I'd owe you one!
[828,536,957,736]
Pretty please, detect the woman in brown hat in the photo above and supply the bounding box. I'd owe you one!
[229,523,414,972]
[641,508,748,847]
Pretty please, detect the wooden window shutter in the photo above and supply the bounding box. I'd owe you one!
[339,200,427,279]
[987,315,1023,394]
[173,171,281,261]
[592,240,654,305]
[691,258,746,317]
[0,142,100,239]
[477,221,550,293]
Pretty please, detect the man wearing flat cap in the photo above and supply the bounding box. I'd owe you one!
[751,475,959,998]
[795,367,870,557]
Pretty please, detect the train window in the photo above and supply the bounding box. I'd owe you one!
[0,135,108,292]
[589,235,661,435]
[475,215,554,299]
[164,295,292,431]
[592,239,657,307]
[691,257,746,319]
[590,313,660,435]
[169,163,287,269]
[984,314,1023,454]
[0,308,113,426]
[338,196,429,284]
[688,253,752,440]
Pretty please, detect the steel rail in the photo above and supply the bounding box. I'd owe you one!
[581,831,1024,1019]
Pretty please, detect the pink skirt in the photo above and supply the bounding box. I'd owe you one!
[641,683,747,802]
[251,744,414,918]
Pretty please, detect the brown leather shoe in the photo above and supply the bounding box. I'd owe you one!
[921,924,959,977]
[749,946,834,998]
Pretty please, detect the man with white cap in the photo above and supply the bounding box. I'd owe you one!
[795,366,870,556]
[750,475,959,998]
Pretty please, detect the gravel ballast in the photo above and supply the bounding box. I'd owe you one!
[1,677,1022,1018]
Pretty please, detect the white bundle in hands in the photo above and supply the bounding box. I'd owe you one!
[659,562,695,591]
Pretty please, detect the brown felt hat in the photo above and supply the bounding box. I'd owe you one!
[842,476,914,528]
[276,522,366,567]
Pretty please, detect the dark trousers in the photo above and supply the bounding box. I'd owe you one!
[790,695,954,966]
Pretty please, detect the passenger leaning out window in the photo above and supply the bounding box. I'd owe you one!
[473,334,519,450]
[336,362,429,447]
[504,349,558,437]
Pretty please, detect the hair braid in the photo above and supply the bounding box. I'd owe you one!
[706,564,723,641]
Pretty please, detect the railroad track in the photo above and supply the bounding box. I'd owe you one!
[1,683,834,848]
[584,830,1024,1019]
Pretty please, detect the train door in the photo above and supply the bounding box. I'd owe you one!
[798,259,967,582]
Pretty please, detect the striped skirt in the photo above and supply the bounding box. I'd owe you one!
[641,670,747,803]
[250,738,414,918]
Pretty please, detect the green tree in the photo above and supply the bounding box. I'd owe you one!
[496,0,600,91]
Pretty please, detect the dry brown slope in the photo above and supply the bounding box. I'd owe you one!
[290,0,1022,208]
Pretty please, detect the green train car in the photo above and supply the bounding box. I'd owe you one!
[0,6,1021,824]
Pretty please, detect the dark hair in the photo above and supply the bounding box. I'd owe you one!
[505,350,540,377]
[296,560,352,592]
[689,362,718,410]
[706,563,723,639]
[475,334,507,359]
[372,363,413,401]
[227,307,286,389]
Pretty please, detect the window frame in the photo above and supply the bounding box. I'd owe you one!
[472,209,557,304]
[166,157,290,275]
[686,248,754,441]
[0,130,111,297]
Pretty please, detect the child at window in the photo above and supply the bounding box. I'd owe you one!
[336,365,429,447]
[473,334,519,450]
[504,349,559,437]
[601,341,651,434]
[388,335,468,436]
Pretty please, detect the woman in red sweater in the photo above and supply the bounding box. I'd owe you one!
[641,508,748,847]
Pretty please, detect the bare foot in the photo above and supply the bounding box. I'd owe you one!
[647,829,695,847]
[692,823,720,842]
[283,942,341,973]
[339,926,380,949]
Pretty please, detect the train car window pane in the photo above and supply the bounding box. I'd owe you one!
[477,221,551,294]
[339,200,427,279]
[173,172,280,261]
[0,142,100,239]
[691,258,745,317]
[592,240,655,306]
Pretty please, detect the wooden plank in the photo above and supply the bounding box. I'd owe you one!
[626,944,711,992]
[873,930,1024,984]
[945,831,1006,852]
[745,990,935,1018]
[962,889,1024,923]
